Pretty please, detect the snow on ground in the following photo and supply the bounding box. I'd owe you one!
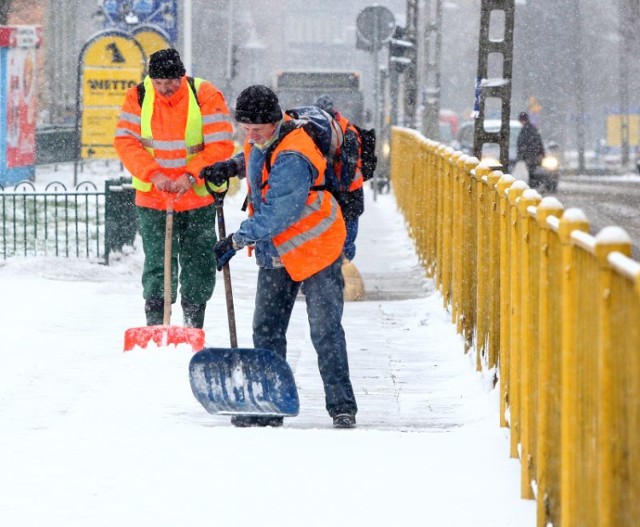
[0,161,535,526]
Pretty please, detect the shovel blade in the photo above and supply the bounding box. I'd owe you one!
[189,347,299,417]
[124,325,205,352]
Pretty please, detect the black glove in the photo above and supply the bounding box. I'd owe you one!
[214,234,237,271]
[200,159,239,188]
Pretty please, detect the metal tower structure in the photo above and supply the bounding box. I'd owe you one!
[472,0,515,170]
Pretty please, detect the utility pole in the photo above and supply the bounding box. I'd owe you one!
[183,0,192,74]
[403,0,419,128]
[571,0,586,172]
[47,0,76,124]
[473,0,515,170]
[617,0,631,167]
[420,0,443,140]
[225,0,234,99]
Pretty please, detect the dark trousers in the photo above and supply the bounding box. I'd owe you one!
[252,259,358,417]
[526,161,541,186]
[137,205,217,305]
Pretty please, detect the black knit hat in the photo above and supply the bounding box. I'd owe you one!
[235,85,283,124]
[148,48,186,79]
[314,94,334,113]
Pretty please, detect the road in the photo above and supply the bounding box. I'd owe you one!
[550,175,640,259]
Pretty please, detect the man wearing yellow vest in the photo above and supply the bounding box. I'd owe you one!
[114,48,234,329]
[202,85,358,428]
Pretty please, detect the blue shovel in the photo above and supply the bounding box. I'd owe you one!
[189,192,299,417]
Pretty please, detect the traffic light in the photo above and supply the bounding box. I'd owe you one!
[231,44,240,78]
[389,26,414,74]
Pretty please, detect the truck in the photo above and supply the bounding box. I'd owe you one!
[273,70,365,126]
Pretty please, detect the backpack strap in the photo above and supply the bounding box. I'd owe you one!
[137,75,200,107]
[263,120,307,180]
[186,76,200,107]
[137,82,145,107]
[262,120,327,194]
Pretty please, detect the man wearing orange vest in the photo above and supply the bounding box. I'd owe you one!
[314,94,364,261]
[114,48,234,329]
[203,85,358,428]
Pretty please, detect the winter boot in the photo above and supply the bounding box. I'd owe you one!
[231,416,284,428]
[332,413,356,429]
[145,297,165,326]
[182,299,206,329]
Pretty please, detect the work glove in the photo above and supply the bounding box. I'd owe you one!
[214,234,238,271]
[200,159,240,188]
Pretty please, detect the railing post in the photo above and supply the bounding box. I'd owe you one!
[485,169,503,371]
[535,197,565,527]
[595,226,632,527]
[517,188,542,500]
[559,208,590,527]
[439,149,461,308]
[462,156,480,352]
[505,180,527,459]
[496,173,515,428]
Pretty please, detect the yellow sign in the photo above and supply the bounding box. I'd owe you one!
[83,68,139,106]
[81,107,122,158]
[80,31,145,159]
[132,25,172,59]
[607,114,639,147]
[83,33,145,68]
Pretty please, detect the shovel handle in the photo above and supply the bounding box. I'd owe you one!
[214,199,238,348]
[163,202,174,326]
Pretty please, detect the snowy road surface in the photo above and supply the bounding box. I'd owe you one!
[0,166,535,526]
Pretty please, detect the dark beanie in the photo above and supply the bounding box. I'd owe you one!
[148,48,186,79]
[235,85,282,124]
[314,94,334,113]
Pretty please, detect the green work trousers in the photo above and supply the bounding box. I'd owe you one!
[137,204,217,306]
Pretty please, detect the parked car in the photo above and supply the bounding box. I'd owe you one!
[453,119,521,171]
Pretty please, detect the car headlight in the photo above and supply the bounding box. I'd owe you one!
[382,141,390,158]
[541,155,559,171]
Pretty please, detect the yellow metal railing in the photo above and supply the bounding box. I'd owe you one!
[390,126,640,527]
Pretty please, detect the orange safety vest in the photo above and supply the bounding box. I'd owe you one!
[114,76,234,212]
[243,124,346,281]
[333,112,363,192]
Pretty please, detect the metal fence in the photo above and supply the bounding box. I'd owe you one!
[391,127,640,527]
[0,178,137,263]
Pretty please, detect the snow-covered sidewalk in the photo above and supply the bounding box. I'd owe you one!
[0,165,535,526]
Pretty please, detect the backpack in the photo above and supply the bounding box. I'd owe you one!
[265,106,344,188]
[136,76,200,107]
[353,125,377,181]
[264,106,367,220]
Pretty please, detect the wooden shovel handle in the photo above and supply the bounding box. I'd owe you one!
[163,203,174,325]
[214,199,238,348]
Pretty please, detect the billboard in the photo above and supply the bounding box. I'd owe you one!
[78,30,145,159]
[0,25,42,185]
[132,24,172,57]
[101,0,178,44]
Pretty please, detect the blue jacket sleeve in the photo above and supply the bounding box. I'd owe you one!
[232,151,246,179]
[233,151,317,246]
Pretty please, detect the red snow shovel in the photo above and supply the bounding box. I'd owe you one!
[124,199,205,352]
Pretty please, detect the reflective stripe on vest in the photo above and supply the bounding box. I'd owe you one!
[133,76,209,196]
[333,114,363,192]
[244,125,345,281]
